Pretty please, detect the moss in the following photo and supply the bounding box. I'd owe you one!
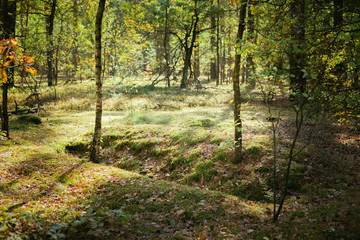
[188,160,217,183]
[101,134,122,146]
[10,115,42,130]
[251,230,272,240]
[282,164,306,191]
[151,148,171,158]
[170,129,193,144]
[116,159,139,171]
[113,139,130,151]
[245,144,264,161]
[253,164,270,173]
[212,147,229,162]
[153,115,173,125]
[190,119,214,128]
[65,142,88,155]
[187,148,202,162]
[231,180,267,201]
[130,139,154,152]
[18,115,42,124]
[209,135,223,144]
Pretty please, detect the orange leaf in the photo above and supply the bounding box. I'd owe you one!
[25,67,37,74]
[24,56,34,64]
[2,69,8,83]
[200,233,208,240]
[10,39,18,47]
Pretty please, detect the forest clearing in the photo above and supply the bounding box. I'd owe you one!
[1,0,360,239]
[1,79,359,239]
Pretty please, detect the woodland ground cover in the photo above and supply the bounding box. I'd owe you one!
[0,78,360,239]
[1,78,360,239]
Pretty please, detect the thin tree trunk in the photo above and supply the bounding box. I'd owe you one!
[220,23,226,85]
[72,0,79,80]
[164,2,171,88]
[274,104,304,221]
[210,14,217,82]
[333,0,343,28]
[289,0,306,93]
[90,0,106,163]
[232,0,248,164]
[194,37,200,83]
[180,0,198,89]
[216,0,220,85]
[227,28,232,84]
[45,0,57,87]
[1,0,16,138]
[245,0,255,86]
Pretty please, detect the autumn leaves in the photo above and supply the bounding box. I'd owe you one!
[0,38,37,84]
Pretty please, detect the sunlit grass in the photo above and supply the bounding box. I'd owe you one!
[1,77,359,239]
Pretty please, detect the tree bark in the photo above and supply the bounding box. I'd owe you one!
[164,2,171,88]
[232,0,247,164]
[194,37,200,83]
[333,0,343,27]
[216,0,220,85]
[289,0,306,93]
[210,14,217,83]
[180,0,198,89]
[245,0,255,86]
[45,0,57,87]
[1,0,16,138]
[90,0,106,163]
[72,0,79,80]
[227,28,232,84]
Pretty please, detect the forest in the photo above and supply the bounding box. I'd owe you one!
[0,0,359,239]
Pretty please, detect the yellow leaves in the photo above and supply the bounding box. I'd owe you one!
[21,56,35,64]
[25,67,37,75]
[10,39,18,47]
[1,69,8,83]
[0,39,37,84]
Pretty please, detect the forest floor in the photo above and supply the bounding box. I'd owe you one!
[1,79,360,239]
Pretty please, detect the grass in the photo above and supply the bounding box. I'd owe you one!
[1,78,359,239]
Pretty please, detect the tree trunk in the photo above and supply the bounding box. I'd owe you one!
[45,0,57,87]
[245,0,255,86]
[210,14,217,82]
[72,0,79,80]
[1,0,16,138]
[216,0,220,85]
[164,2,171,88]
[180,0,198,89]
[232,0,247,164]
[227,28,232,84]
[90,0,106,163]
[333,0,343,27]
[194,37,200,83]
[289,0,306,93]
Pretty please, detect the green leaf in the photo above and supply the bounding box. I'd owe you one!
[349,61,356,68]
[72,220,83,227]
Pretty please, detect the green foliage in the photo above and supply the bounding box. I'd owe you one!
[130,139,156,152]
[116,158,139,171]
[65,142,88,155]
[212,146,229,162]
[188,160,217,183]
[190,119,214,128]
[231,180,267,201]
[245,144,264,161]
